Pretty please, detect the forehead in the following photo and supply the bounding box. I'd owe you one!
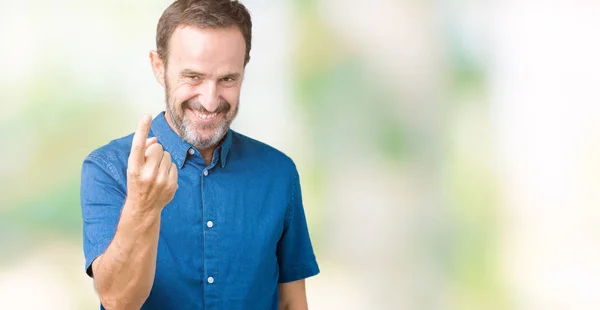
[168,25,246,72]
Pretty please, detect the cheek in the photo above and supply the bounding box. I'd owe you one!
[170,85,196,109]
[222,88,241,106]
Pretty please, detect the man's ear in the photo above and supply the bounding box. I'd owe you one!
[149,50,166,87]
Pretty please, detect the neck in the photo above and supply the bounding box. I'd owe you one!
[199,148,215,166]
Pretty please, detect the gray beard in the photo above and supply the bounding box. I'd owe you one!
[180,108,232,150]
[166,103,238,151]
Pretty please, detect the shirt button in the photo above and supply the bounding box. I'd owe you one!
[188,149,195,155]
[207,276,214,284]
[207,221,214,228]
[203,169,209,176]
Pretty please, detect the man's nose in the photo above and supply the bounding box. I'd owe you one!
[197,80,220,112]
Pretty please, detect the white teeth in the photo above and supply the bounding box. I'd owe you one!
[197,112,216,119]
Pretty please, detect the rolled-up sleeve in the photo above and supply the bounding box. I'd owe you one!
[80,153,125,277]
[276,166,320,283]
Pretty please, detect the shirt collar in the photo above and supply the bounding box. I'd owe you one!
[219,128,233,168]
[150,112,234,169]
[150,112,191,169]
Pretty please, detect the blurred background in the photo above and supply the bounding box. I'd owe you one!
[1,0,599,309]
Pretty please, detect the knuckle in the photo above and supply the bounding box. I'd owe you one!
[127,167,140,177]
[154,174,166,185]
[140,168,156,181]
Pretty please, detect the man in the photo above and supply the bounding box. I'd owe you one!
[80,1,320,309]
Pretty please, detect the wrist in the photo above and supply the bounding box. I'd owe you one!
[122,198,162,221]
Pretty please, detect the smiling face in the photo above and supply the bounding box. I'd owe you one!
[151,25,246,151]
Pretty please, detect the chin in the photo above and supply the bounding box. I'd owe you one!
[187,127,225,149]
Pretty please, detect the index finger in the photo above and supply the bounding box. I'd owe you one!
[129,114,152,167]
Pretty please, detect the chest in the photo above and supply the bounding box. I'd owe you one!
[156,162,290,271]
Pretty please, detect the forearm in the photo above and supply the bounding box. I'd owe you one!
[93,199,161,310]
[279,302,308,310]
[278,280,308,310]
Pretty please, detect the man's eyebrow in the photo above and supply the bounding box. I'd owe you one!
[179,69,206,77]
[220,72,242,79]
[179,70,241,79]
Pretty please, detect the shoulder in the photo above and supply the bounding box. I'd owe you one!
[82,133,135,181]
[230,131,298,175]
[87,133,134,164]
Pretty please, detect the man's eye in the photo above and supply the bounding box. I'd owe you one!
[222,77,235,83]
[183,75,200,82]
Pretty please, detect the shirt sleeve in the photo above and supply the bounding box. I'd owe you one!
[276,166,320,283]
[80,153,126,277]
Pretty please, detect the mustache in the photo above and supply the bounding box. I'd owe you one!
[182,98,231,114]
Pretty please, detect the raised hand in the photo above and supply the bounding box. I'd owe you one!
[126,114,178,214]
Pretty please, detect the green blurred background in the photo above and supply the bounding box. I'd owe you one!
[1,1,600,309]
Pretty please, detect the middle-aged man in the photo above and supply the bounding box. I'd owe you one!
[80,1,320,309]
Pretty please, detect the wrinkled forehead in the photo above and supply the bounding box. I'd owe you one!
[167,25,246,72]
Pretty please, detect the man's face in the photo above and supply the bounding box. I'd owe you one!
[159,25,246,150]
